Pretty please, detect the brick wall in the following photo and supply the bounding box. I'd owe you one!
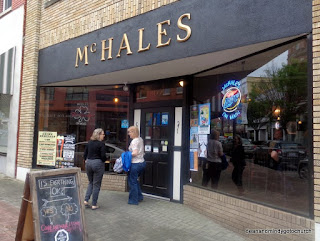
[12,0,25,10]
[184,185,314,241]
[314,0,320,227]
[81,172,128,192]
[39,0,179,49]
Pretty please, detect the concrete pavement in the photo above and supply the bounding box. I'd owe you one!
[0,173,246,241]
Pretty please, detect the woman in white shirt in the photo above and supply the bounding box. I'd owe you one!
[127,126,146,205]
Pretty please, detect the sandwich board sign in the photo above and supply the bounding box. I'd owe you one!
[15,168,87,241]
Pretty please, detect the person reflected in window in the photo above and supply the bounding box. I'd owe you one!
[83,128,106,210]
[202,130,224,189]
[230,135,246,194]
[127,126,146,205]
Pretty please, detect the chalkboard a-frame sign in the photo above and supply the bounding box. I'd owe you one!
[15,168,88,241]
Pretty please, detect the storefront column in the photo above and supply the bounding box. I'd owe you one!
[173,107,182,201]
[16,0,42,180]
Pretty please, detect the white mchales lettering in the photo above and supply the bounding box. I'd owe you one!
[138,28,151,53]
[101,38,113,61]
[75,45,88,67]
[177,13,192,42]
[117,33,133,57]
[75,13,191,68]
[156,20,171,48]
[90,43,97,53]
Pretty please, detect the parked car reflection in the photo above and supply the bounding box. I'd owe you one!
[253,141,307,170]
[242,138,255,158]
[298,158,309,179]
[74,141,125,171]
[223,137,255,158]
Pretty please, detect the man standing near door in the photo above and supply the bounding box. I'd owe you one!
[127,126,146,205]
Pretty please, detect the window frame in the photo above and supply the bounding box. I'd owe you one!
[2,0,12,12]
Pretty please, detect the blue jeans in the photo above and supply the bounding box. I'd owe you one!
[128,162,146,205]
[85,159,105,206]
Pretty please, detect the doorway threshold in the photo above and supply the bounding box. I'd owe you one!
[142,193,170,201]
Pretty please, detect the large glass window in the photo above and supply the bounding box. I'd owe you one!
[38,86,129,171]
[190,38,310,216]
[0,94,10,153]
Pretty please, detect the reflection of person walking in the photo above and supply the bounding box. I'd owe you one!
[127,126,146,205]
[202,130,224,189]
[83,128,106,210]
[231,135,246,194]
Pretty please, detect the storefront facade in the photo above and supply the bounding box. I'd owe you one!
[16,0,319,240]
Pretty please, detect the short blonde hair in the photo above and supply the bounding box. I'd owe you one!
[128,126,139,138]
[90,128,104,141]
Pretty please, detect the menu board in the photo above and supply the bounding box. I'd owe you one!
[37,131,57,166]
[15,168,88,241]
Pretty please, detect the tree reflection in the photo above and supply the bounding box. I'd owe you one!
[248,60,307,138]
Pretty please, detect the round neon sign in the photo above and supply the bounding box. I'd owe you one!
[221,80,241,120]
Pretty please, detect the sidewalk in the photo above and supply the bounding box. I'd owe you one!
[0,173,246,241]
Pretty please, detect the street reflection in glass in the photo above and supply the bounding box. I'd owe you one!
[191,38,310,216]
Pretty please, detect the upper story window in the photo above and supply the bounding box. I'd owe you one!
[3,0,12,12]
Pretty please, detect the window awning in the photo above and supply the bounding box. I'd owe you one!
[0,47,15,95]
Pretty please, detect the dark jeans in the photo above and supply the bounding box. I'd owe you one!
[85,159,105,206]
[128,162,146,205]
[202,161,222,189]
[232,165,245,187]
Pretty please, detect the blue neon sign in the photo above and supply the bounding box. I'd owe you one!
[221,80,241,120]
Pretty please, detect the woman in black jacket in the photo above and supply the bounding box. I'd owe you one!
[231,135,246,194]
[83,128,106,210]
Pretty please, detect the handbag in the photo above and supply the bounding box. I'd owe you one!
[113,157,123,173]
[220,154,229,170]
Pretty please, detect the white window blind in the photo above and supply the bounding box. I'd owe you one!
[0,47,15,95]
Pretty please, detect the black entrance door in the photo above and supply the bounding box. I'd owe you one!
[140,107,174,198]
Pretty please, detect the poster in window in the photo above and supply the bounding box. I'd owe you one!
[190,127,198,149]
[56,135,64,161]
[198,134,208,158]
[190,105,198,127]
[145,145,151,152]
[161,112,168,125]
[198,103,211,134]
[37,131,57,166]
[121,119,129,128]
[190,149,198,171]
[153,112,161,125]
[63,134,76,162]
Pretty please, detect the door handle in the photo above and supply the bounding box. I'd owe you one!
[177,121,180,134]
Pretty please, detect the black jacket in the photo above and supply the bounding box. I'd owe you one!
[84,140,107,163]
[231,145,246,167]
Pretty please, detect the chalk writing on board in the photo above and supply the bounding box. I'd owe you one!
[61,203,79,223]
[41,206,57,225]
[38,176,79,224]
[41,221,81,234]
[35,172,85,241]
